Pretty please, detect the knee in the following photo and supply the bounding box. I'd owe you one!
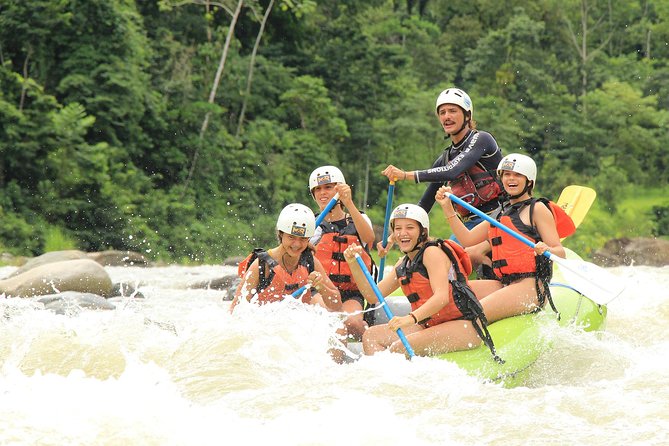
[388,340,407,355]
[361,326,382,354]
[346,315,367,331]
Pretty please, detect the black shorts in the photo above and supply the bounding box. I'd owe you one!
[341,289,364,306]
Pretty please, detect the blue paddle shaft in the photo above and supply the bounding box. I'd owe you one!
[446,193,553,260]
[315,193,340,227]
[290,285,308,298]
[378,183,395,281]
[381,183,395,247]
[355,254,415,358]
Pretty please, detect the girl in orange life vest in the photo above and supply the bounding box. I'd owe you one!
[343,204,490,357]
[435,153,566,324]
[308,166,375,340]
[230,203,341,314]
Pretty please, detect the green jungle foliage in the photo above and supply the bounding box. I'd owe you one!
[1,0,668,262]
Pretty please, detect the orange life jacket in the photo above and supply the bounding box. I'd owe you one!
[314,216,373,292]
[489,198,574,281]
[395,239,503,362]
[489,198,572,315]
[394,240,472,327]
[237,248,314,304]
[450,162,503,218]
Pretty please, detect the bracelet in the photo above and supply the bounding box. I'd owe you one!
[446,214,458,219]
[403,171,407,180]
[409,312,418,324]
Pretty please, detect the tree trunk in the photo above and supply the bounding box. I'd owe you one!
[182,0,244,196]
[563,0,611,114]
[19,49,31,112]
[362,139,370,210]
[236,0,275,137]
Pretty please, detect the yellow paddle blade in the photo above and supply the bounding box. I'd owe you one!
[557,185,597,229]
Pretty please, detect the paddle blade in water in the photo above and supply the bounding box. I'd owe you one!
[552,256,626,305]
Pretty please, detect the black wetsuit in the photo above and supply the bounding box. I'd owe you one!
[415,130,503,214]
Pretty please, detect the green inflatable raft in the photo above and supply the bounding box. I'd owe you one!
[435,248,606,387]
[360,248,607,387]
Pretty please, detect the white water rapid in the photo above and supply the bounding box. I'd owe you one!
[1,263,667,445]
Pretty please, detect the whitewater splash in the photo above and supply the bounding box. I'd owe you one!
[0,263,667,445]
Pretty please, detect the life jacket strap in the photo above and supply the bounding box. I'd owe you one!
[406,292,419,303]
[329,274,351,283]
[331,252,346,261]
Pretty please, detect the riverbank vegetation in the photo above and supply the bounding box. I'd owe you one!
[1,0,667,263]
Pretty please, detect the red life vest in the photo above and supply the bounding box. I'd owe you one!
[450,162,502,218]
[237,248,314,304]
[314,216,372,292]
[394,240,472,328]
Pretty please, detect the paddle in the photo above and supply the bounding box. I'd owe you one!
[290,285,308,298]
[556,185,596,237]
[354,253,416,358]
[377,180,395,282]
[315,193,340,227]
[446,192,626,305]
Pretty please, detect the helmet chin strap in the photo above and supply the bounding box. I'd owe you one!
[507,180,533,200]
[404,228,428,254]
[456,114,470,135]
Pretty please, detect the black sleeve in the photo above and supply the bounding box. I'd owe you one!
[415,132,499,183]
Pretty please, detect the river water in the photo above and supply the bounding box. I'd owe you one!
[0,263,667,445]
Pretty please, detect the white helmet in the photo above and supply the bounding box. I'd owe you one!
[390,204,430,233]
[309,165,346,192]
[276,203,315,238]
[497,153,537,183]
[435,87,473,117]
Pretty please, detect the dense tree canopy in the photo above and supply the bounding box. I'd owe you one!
[0,0,667,261]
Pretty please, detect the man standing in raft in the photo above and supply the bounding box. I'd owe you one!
[380,87,504,277]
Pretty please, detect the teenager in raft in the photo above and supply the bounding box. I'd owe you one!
[343,204,501,359]
[308,165,375,340]
[435,153,575,324]
[230,203,341,313]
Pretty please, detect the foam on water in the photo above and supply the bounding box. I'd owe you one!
[1,263,668,445]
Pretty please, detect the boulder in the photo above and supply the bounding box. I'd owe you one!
[188,274,238,291]
[592,237,669,267]
[111,282,145,298]
[222,256,244,267]
[8,250,88,277]
[36,291,116,315]
[0,259,113,298]
[188,274,239,301]
[86,250,150,267]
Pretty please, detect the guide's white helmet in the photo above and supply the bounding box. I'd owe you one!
[435,87,473,118]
